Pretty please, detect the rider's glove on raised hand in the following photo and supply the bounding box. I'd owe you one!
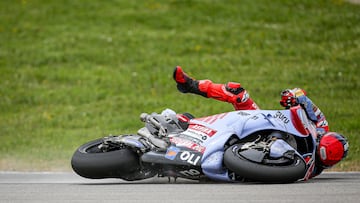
[280,88,318,123]
[280,89,298,108]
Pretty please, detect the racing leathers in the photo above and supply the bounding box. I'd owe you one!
[173,66,259,111]
[173,66,329,134]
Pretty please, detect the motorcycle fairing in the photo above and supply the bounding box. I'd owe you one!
[141,146,203,167]
[183,108,317,181]
[141,145,204,180]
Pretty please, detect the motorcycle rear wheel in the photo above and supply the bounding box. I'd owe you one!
[71,139,140,179]
[224,144,306,183]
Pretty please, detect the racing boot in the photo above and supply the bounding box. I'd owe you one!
[173,66,259,110]
[173,66,207,97]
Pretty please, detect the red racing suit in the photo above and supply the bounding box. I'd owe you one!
[173,66,329,133]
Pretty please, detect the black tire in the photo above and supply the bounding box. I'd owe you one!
[224,144,306,183]
[71,139,140,179]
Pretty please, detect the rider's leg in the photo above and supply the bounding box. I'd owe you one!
[173,66,259,110]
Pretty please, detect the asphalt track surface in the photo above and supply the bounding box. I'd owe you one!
[0,172,359,203]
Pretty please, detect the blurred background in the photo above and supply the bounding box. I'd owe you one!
[0,0,359,171]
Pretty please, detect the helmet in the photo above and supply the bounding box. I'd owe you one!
[317,132,349,167]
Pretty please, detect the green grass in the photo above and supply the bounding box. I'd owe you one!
[0,0,359,171]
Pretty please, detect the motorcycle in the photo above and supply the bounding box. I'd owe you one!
[71,105,321,183]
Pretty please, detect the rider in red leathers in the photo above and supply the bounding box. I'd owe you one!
[173,66,348,177]
[173,66,260,111]
[173,66,328,132]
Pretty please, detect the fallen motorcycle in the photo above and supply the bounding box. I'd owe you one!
[71,106,326,183]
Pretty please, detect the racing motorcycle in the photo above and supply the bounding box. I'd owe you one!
[71,106,321,183]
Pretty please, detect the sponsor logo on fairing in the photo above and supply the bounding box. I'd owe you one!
[180,123,217,141]
[238,111,251,116]
[180,169,201,177]
[188,124,217,137]
[274,111,290,124]
[181,130,207,142]
[170,137,206,153]
[180,151,201,166]
[165,146,180,160]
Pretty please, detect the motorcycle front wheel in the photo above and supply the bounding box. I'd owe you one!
[71,139,140,179]
[224,144,306,183]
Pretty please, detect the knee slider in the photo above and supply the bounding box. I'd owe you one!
[232,90,250,104]
[225,82,244,95]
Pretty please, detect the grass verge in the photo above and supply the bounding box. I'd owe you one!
[0,0,359,171]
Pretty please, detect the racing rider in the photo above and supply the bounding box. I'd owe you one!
[173,66,348,176]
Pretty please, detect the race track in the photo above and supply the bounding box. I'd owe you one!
[0,172,359,202]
